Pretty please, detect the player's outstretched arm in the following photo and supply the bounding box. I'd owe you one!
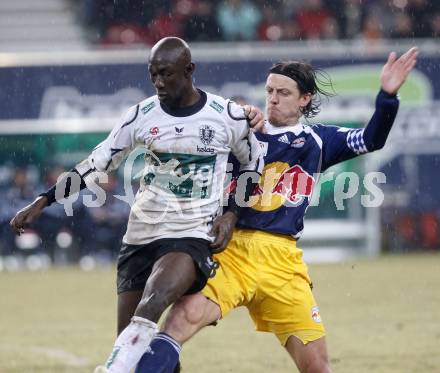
[381,47,418,95]
[10,168,86,235]
[11,106,139,236]
[321,48,419,170]
[10,196,48,235]
[360,47,418,152]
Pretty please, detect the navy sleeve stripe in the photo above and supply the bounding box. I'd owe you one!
[114,104,139,138]
[244,129,252,162]
[103,148,124,171]
[80,167,96,179]
[39,168,87,206]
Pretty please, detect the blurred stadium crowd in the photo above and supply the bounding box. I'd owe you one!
[2,0,440,269]
[0,166,130,269]
[79,0,440,45]
[1,164,439,270]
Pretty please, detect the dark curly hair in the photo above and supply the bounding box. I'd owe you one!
[269,61,335,118]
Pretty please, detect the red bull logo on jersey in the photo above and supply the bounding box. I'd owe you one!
[250,162,315,212]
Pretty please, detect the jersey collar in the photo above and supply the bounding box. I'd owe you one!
[160,89,207,117]
[265,122,305,136]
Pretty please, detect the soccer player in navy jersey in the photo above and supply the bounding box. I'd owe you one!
[134,47,418,373]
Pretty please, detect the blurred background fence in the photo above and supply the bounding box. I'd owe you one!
[1,0,440,271]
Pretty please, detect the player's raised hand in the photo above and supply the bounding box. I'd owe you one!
[243,105,266,133]
[10,196,48,235]
[209,211,238,253]
[381,47,418,95]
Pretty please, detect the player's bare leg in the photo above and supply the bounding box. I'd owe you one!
[96,252,198,373]
[134,292,220,373]
[285,335,331,373]
[134,252,197,321]
[118,290,143,334]
[163,292,221,344]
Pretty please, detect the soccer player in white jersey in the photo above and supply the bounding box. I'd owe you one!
[133,47,418,373]
[10,37,264,373]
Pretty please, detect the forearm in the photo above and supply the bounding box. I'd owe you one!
[31,195,50,209]
[39,168,87,206]
[363,89,400,151]
[41,104,139,206]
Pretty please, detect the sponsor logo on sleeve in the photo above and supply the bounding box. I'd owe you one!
[209,100,224,113]
[141,101,155,115]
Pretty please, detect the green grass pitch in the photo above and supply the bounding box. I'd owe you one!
[1,253,439,372]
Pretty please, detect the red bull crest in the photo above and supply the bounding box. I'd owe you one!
[250,162,315,212]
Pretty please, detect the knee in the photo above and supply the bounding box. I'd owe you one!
[170,294,207,329]
[164,293,208,343]
[289,336,331,373]
[302,355,331,373]
[181,293,208,325]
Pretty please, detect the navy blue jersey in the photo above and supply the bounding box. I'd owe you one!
[229,90,399,238]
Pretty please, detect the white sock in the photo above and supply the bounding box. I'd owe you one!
[104,316,158,373]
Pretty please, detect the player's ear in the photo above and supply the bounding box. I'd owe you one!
[300,93,312,107]
[184,63,195,78]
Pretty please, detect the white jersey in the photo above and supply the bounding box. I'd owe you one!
[75,90,263,245]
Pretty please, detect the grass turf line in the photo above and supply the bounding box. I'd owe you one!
[0,253,439,372]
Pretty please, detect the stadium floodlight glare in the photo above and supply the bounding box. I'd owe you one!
[15,231,40,251]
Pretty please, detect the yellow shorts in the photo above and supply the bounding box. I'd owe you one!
[202,228,325,346]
